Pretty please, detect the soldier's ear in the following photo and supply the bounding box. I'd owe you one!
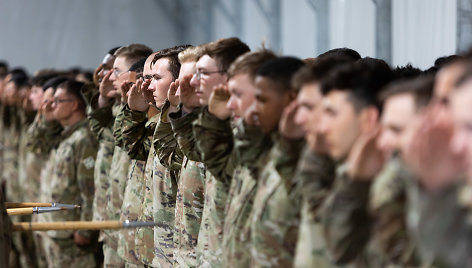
[70,99,80,112]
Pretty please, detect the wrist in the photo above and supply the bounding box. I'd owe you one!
[98,95,112,108]
[182,105,193,114]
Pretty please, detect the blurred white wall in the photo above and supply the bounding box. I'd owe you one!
[0,0,464,73]
[0,0,179,73]
[392,0,457,69]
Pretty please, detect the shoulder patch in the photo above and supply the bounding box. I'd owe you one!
[83,156,95,170]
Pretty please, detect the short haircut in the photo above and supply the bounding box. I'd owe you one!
[379,75,434,110]
[227,48,276,80]
[129,57,147,73]
[8,68,29,88]
[426,54,463,74]
[435,55,462,69]
[454,60,472,89]
[178,45,205,64]
[0,61,8,79]
[57,79,86,111]
[202,37,250,72]
[152,45,192,80]
[43,76,69,92]
[256,56,305,92]
[108,46,121,55]
[392,64,423,80]
[30,71,60,87]
[317,47,362,61]
[291,55,356,90]
[114,44,153,67]
[321,57,394,111]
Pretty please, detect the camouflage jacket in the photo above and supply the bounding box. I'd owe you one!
[118,106,159,265]
[167,107,206,267]
[249,135,304,267]
[0,187,10,267]
[405,176,472,267]
[25,115,63,156]
[192,108,234,267]
[17,110,42,202]
[321,158,418,267]
[292,148,337,268]
[219,119,272,267]
[149,102,182,267]
[87,100,116,226]
[2,106,21,200]
[43,119,98,239]
[104,104,130,245]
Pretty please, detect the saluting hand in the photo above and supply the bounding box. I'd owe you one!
[209,83,231,120]
[279,100,304,139]
[347,126,384,180]
[128,78,149,112]
[179,74,200,112]
[98,70,117,107]
[403,106,466,190]
[168,80,181,107]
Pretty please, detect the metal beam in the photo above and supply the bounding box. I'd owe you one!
[154,0,188,44]
[214,0,243,37]
[457,0,472,53]
[372,0,392,63]
[254,0,281,52]
[307,0,330,55]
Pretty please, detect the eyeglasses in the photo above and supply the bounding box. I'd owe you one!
[52,98,75,105]
[112,68,127,78]
[194,70,226,80]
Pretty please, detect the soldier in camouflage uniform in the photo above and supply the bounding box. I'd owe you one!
[288,55,357,268]
[16,77,41,268]
[0,71,9,267]
[122,46,189,268]
[27,77,66,268]
[41,79,98,268]
[167,38,248,267]
[0,69,9,267]
[0,186,10,268]
[85,48,118,228]
[2,69,37,268]
[236,57,303,267]
[191,49,275,267]
[396,60,472,267]
[109,56,150,267]
[165,107,206,267]
[119,52,159,267]
[314,59,415,267]
[97,44,152,267]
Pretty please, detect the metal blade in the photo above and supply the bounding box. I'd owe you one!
[51,203,81,209]
[122,220,158,228]
[35,207,66,214]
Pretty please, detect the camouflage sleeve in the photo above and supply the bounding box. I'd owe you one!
[80,83,99,107]
[168,107,202,162]
[121,104,151,161]
[272,136,304,184]
[192,107,234,184]
[0,186,10,267]
[25,115,63,155]
[154,102,184,171]
[113,104,126,149]
[75,132,99,238]
[321,174,373,265]
[296,148,336,217]
[367,160,417,266]
[87,94,114,140]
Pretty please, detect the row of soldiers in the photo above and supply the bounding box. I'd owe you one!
[1,37,472,268]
